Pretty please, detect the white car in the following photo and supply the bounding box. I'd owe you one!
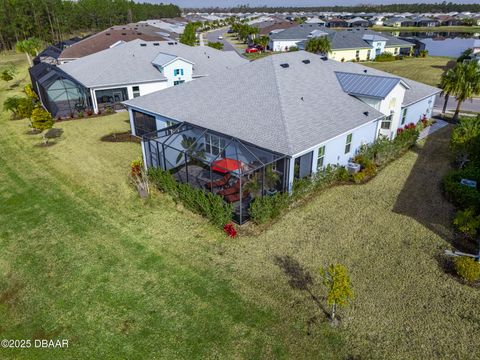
[218,36,223,40]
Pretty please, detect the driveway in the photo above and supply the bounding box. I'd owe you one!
[434,94,480,113]
[203,28,245,57]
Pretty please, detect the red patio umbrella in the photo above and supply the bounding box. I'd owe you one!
[211,158,243,174]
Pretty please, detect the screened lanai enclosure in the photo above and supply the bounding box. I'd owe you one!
[143,122,289,224]
[29,63,92,117]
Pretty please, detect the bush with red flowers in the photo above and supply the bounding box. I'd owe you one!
[130,159,142,177]
[224,223,237,238]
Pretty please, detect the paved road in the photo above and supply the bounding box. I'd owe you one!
[203,28,245,57]
[434,94,480,113]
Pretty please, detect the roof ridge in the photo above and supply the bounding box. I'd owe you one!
[270,56,296,155]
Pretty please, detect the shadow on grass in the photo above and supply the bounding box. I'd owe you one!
[392,125,476,252]
[274,255,330,319]
[430,60,456,72]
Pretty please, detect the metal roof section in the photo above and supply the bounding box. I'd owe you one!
[151,52,194,67]
[362,34,388,42]
[335,71,408,99]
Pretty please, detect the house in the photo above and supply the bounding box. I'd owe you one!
[383,17,414,27]
[122,51,439,223]
[326,18,349,28]
[413,17,440,27]
[436,15,461,26]
[347,17,370,27]
[305,17,326,25]
[270,26,413,61]
[57,23,170,63]
[31,40,248,117]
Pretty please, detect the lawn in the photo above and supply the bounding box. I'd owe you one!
[1,54,480,359]
[364,56,455,87]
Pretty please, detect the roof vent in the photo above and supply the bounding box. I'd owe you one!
[153,42,160,46]
[168,42,174,45]
[363,69,368,73]
[320,56,328,61]
[302,59,310,64]
[140,43,147,47]
[280,63,289,68]
[363,111,369,116]
[106,33,111,36]
[137,32,142,35]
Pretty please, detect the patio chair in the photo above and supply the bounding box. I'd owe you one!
[217,179,241,196]
[205,173,231,189]
[224,191,249,203]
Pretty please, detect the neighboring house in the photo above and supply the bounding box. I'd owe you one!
[139,18,187,35]
[436,15,461,26]
[326,18,349,28]
[31,40,248,116]
[33,37,83,65]
[383,17,414,27]
[271,26,413,60]
[347,17,370,27]
[305,16,326,25]
[58,23,169,63]
[413,17,440,27]
[122,51,439,223]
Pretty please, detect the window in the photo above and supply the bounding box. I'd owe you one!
[173,68,184,76]
[174,80,185,86]
[381,114,392,130]
[132,86,140,98]
[367,49,371,59]
[204,133,226,156]
[317,146,325,169]
[394,47,398,54]
[345,133,352,154]
[132,110,156,136]
[401,108,408,125]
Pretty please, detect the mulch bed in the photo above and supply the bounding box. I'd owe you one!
[101,132,140,143]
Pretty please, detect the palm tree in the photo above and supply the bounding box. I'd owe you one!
[440,66,459,114]
[305,36,331,57]
[254,35,270,51]
[15,38,43,67]
[441,61,480,121]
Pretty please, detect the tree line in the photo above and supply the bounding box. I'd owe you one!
[0,0,181,51]
[185,2,480,14]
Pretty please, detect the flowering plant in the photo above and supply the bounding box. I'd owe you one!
[224,223,237,238]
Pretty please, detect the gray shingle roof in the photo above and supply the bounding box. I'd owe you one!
[59,39,248,88]
[270,24,334,40]
[124,51,440,156]
[335,72,404,99]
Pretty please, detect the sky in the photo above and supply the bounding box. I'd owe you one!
[147,0,479,8]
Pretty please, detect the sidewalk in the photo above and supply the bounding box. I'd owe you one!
[419,119,449,140]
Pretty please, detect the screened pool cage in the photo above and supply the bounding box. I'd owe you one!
[143,122,289,224]
[29,63,92,117]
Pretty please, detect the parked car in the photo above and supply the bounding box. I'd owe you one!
[227,29,234,34]
[218,36,223,40]
[253,44,264,51]
[245,47,258,54]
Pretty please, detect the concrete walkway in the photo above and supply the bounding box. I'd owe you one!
[418,119,449,140]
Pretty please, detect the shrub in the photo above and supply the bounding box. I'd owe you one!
[77,111,84,118]
[249,193,290,224]
[149,168,233,228]
[453,207,480,238]
[443,165,480,209]
[352,171,366,184]
[207,41,224,50]
[454,256,480,283]
[223,223,237,237]
[31,107,53,132]
[86,110,93,116]
[375,52,395,62]
[24,84,38,100]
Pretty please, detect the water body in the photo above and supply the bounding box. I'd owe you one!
[381,31,480,58]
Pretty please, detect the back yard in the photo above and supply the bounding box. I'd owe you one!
[1,54,480,359]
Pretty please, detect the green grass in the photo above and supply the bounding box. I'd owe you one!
[363,56,455,87]
[373,25,480,33]
[1,54,480,359]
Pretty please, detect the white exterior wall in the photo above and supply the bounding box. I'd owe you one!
[161,59,193,87]
[287,118,380,190]
[401,95,436,126]
[271,40,301,52]
[92,81,168,113]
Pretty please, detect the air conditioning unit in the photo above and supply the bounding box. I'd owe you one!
[347,162,361,174]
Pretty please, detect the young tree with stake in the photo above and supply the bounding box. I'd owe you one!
[320,263,354,322]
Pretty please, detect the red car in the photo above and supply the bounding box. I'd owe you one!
[245,47,258,53]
